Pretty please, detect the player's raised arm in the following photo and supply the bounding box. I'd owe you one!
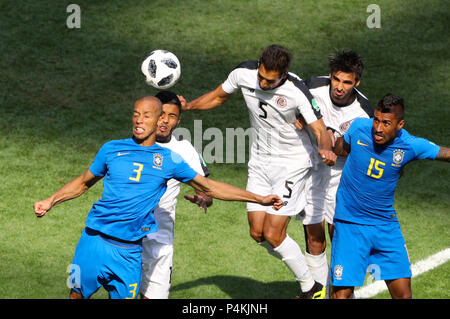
[436,146,450,162]
[181,85,232,111]
[185,174,283,210]
[308,118,337,166]
[33,169,102,217]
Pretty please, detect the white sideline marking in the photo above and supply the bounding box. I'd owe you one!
[354,248,450,299]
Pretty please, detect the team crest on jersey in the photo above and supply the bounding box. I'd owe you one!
[334,265,343,280]
[339,119,354,134]
[392,149,405,165]
[153,153,163,169]
[275,96,287,108]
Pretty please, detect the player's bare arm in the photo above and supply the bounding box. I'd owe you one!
[308,118,337,166]
[436,146,450,162]
[295,115,336,147]
[185,174,283,210]
[333,137,350,157]
[182,85,232,111]
[33,169,102,217]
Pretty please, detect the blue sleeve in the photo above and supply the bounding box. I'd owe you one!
[89,143,109,177]
[411,137,440,160]
[171,151,198,183]
[344,118,362,144]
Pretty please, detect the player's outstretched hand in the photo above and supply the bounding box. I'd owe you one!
[177,95,189,110]
[33,199,52,217]
[184,194,209,214]
[261,195,283,210]
[318,149,337,166]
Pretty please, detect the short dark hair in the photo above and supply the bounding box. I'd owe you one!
[155,90,182,114]
[376,93,405,120]
[259,44,292,75]
[329,50,364,82]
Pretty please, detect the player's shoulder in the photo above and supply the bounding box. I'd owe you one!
[285,73,314,99]
[171,135,199,153]
[397,128,429,147]
[395,129,440,159]
[353,88,373,117]
[232,60,259,71]
[350,117,372,132]
[101,138,134,150]
[304,76,331,89]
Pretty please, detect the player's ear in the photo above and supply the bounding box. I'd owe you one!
[397,119,405,130]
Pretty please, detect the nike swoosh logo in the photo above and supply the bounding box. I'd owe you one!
[357,140,368,147]
[117,152,130,156]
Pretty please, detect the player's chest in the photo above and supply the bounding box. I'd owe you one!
[320,99,368,134]
[241,87,298,120]
[105,151,170,184]
[351,138,412,181]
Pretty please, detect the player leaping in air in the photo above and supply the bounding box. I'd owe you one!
[329,93,450,299]
[179,44,336,298]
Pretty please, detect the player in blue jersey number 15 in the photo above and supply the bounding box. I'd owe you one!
[33,96,283,299]
[330,93,449,299]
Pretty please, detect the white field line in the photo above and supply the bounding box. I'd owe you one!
[354,248,450,299]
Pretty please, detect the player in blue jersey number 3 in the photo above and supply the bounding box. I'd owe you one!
[330,93,450,299]
[33,96,283,299]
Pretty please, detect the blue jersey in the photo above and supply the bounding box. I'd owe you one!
[335,118,440,225]
[85,138,198,241]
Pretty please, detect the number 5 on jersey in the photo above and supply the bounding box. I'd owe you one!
[129,163,144,182]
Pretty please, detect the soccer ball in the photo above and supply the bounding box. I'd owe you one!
[141,50,181,90]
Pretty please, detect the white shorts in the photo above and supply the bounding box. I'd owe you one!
[140,238,173,299]
[297,163,343,225]
[246,158,311,216]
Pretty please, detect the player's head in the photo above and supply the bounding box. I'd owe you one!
[372,93,405,145]
[258,44,292,90]
[155,90,182,143]
[328,50,363,105]
[132,96,162,146]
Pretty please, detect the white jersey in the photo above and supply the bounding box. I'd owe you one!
[145,135,209,244]
[222,60,323,167]
[305,76,373,168]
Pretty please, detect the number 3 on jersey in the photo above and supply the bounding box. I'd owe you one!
[366,158,385,179]
[129,163,144,182]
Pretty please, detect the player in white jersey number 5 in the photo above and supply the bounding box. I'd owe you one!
[140,91,213,299]
[180,44,337,298]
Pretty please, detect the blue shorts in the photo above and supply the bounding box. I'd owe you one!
[68,227,142,299]
[330,220,411,287]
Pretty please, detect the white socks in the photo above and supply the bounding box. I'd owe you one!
[261,234,315,292]
[305,252,329,287]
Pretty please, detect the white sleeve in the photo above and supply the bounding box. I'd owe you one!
[221,68,241,94]
[298,94,322,125]
[179,141,208,177]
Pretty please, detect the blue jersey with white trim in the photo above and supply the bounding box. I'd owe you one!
[335,118,440,225]
[86,138,197,241]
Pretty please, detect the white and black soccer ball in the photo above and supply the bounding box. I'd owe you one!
[141,50,181,90]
